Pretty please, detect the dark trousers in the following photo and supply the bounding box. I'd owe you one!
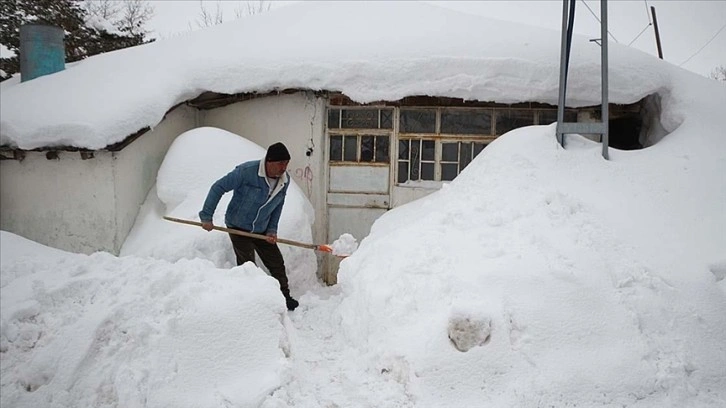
[228,232,291,298]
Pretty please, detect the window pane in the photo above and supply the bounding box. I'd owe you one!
[344,136,357,161]
[422,140,435,160]
[375,136,389,162]
[330,135,342,161]
[441,163,458,181]
[441,110,492,134]
[539,110,557,125]
[410,141,420,180]
[360,136,374,162]
[399,140,409,160]
[421,163,434,180]
[380,109,393,129]
[538,109,577,125]
[328,109,340,129]
[496,109,535,134]
[460,142,472,169]
[398,161,409,183]
[442,143,458,161]
[473,142,486,157]
[565,110,578,122]
[400,109,436,133]
[342,109,379,129]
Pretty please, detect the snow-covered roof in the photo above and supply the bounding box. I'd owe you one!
[0,1,692,150]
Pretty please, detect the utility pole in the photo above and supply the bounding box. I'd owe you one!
[556,0,610,160]
[651,6,664,59]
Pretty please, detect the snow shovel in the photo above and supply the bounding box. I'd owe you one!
[163,216,340,255]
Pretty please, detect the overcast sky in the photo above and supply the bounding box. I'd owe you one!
[147,0,725,78]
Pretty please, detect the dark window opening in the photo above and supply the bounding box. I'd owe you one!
[400,109,436,133]
[330,135,342,160]
[380,110,394,129]
[397,140,488,183]
[343,136,357,161]
[538,110,578,125]
[496,109,535,134]
[609,117,643,150]
[330,134,389,163]
[341,109,379,129]
[328,109,340,129]
[398,139,435,181]
[441,110,492,134]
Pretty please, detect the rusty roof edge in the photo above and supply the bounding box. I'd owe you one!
[1,89,644,154]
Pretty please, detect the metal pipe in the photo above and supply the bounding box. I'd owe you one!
[650,6,664,59]
[601,0,610,160]
[19,24,65,82]
[556,0,571,146]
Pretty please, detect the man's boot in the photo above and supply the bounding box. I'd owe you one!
[285,296,299,311]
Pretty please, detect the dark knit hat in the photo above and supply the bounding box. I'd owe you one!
[265,142,291,162]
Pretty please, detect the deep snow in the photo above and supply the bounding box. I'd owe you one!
[2,1,726,407]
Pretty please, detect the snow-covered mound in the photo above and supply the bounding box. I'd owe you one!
[0,231,291,407]
[121,127,319,297]
[335,75,726,405]
[1,1,683,150]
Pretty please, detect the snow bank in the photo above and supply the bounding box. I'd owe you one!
[335,73,726,406]
[121,127,319,297]
[0,1,684,150]
[2,2,725,406]
[0,231,291,407]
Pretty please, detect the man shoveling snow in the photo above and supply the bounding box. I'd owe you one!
[199,142,300,311]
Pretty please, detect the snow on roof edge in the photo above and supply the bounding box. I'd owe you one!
[0,1,704,150]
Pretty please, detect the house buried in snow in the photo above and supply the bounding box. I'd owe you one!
[0,2,673,282]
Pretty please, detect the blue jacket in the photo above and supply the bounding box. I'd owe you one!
[199,159,289,234]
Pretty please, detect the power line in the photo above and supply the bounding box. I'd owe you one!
[580,0,619,43]
[627,1,653,47]
[628,23,652,46]
[679,22,726,66]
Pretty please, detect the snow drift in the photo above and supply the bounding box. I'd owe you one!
[1,1,725,407]
[121,127,319,297]
[0,232,291,407]
[335,74,726,406]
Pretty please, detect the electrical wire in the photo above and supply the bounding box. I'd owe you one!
[628,23,652,46]
[629,0,653,47]
[579,0,619,43]
[679,22,726,66]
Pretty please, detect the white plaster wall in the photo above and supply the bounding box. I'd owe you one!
[112,104,197,252]
[200,92,327,245]
[0,151,117,254]
[0,104,196,255]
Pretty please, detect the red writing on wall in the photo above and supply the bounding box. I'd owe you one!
[293,166,314,197]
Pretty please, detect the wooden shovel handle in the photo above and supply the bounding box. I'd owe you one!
[163,216,328,252]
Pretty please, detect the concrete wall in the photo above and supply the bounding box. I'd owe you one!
[112,104,197,252]
[0,104,196,255]
[200,92,327,245]
[1,151,117,253]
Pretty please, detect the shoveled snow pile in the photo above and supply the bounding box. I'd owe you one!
[0,232,291,407]
[120,127,319,297]
[335,75,726,406]
[331,233,358,257]
[0,127,322,408]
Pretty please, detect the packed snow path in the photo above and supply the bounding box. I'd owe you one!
[264,286,414,407]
